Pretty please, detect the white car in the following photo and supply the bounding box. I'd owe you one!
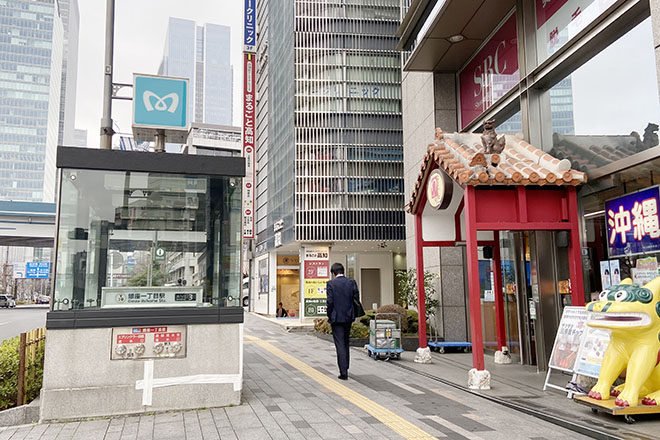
[0,294,16,308]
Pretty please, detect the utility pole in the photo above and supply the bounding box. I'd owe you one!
[100,0,115,149]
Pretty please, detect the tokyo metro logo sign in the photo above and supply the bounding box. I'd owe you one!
[133,74,188,130]
[142,91,179,113]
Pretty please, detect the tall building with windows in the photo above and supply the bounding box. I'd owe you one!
[250,0,406,316]
[0,0,63,202]
[158,18,233,125]
[57,0,79,147]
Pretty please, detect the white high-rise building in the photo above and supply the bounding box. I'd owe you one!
[57,0,80,147]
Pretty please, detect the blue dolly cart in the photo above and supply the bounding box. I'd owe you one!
[428,341,472,353]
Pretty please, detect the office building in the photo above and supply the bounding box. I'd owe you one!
[73,128,86,147]
[57,0,79,147]
[398,0,660,369]
[158,18,233,126]
[0,0,63,202]
[250,0,406,317]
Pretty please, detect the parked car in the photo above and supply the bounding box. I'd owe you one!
[37,295,50,304]
[0,294,16,308]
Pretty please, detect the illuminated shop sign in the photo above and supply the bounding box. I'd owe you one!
[458,13,519,129]
[605,186,660,257]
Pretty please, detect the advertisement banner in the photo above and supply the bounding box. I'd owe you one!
[242,53,256,239]
[574,327,611,378]
[458,13,519,129]
[605,186,660,257]
[302,246,330,318]
[244,0,256,52]
[548,306,588,372]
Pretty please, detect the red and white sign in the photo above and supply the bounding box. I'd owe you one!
[132,327,168,333]
[304,260,329,279]
[458,13,519,129]
[242,52,256,239]
[116,334,145,344]
[154,332,182,343]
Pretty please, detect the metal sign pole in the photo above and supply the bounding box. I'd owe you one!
[100,0,115,149]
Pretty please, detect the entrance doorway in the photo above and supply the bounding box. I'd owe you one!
[493,231,571,370]
[276,269,299,317]
[361,268,381,310]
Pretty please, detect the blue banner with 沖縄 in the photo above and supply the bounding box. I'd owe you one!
[605,186,660,257]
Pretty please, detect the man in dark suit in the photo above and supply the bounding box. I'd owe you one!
[326,262,360,380]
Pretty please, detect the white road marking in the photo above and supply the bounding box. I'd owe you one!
[0,322,10,326]
[387,379,425,394]
[427,415,484,440]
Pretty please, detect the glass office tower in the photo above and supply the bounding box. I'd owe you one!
[0,0,63,202]
[159,18,233,126]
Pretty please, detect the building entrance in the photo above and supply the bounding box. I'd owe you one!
[494,231,571,370]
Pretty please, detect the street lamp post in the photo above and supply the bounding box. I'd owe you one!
[100,0,115,149]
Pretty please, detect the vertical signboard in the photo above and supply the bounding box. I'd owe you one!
[244,0,256,52]
[605,186,660,257]
[242,52,256,239]
[302,246,330,318]
[458,13,519,129]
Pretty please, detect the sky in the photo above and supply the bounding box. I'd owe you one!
[75,1,244,147]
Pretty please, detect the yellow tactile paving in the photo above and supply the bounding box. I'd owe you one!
[244,334,438,440]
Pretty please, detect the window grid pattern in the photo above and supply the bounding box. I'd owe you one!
[293,0,404,242]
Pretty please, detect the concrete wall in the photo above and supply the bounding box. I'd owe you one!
[40,323,242,421]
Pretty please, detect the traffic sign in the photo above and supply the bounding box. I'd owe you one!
[25,262,50,279]
[154,247,166,261]
[132,73,189,142]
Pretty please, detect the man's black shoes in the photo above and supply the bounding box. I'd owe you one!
[338,374,348,380]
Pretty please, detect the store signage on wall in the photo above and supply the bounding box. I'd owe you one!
[458,13,519,129]
[536,0,617,58]
[244,0,256,52]
[605,186,660,257]
[426,169,453,210]
[242,52,256,239]
[302,246,330,318]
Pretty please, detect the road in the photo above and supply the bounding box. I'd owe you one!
[0,306,48,342]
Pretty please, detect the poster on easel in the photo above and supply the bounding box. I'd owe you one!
[548,306,588,372]
[573,327,611,379]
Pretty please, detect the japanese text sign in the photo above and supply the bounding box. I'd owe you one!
[458,13,519,129]
[548,306,588,372]
[605,186,660,257]
[244,0,256,52]
[243,53,256,238]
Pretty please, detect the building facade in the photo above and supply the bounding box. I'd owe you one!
[57,0,79,147]
[399,0,660,369]
[0,0,63,202]
[158,18,233,126]
[250,0,406,317]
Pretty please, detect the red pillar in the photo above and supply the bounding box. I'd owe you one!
[464,186,485,370]
[415,213,428,349]
[492,231,507,349]
[567,187,585,306]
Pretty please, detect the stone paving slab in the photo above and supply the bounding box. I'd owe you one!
[0,313,591,439]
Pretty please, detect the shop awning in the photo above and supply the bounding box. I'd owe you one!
[398,0,515,72]
[407,129,587,214]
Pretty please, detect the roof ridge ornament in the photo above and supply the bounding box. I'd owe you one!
[481,119,506,154]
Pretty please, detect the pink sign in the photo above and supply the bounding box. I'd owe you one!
[458,14,519,129]
[536,0,569,28]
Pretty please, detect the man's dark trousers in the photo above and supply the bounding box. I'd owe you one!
[331,322,352,377]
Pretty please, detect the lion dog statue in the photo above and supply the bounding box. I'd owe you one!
[586,277,660,407]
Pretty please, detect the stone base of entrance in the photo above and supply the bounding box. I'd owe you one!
[40,323,242,422]
[468,368,491,389]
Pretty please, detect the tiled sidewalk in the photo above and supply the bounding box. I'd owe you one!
[0,314,589,440]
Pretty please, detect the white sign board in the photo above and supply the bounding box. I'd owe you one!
[574,327,611,378]
[548,306,588,372]
[101,286,203,308]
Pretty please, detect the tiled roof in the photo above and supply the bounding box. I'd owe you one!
[407,129,587,213]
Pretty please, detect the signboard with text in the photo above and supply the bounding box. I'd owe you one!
[26,262,50,279]
[302,246,330,318]
[242,53,256,239]
[548,306,588,372]
[458,13,519,129]
[244,0,256,52]
[605,186,660,257]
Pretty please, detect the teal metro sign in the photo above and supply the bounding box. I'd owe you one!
[133,74,188,129]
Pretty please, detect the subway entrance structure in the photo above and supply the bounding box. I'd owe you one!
[407,129,587,384]
[40,147,245,420]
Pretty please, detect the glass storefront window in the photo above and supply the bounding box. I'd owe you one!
[541,17,660,173]
[54,169,242,310]
[535,0,617,64]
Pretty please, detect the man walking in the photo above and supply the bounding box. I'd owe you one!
[326,262,360,380]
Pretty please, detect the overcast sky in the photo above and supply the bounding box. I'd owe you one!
[76,1,244,147]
